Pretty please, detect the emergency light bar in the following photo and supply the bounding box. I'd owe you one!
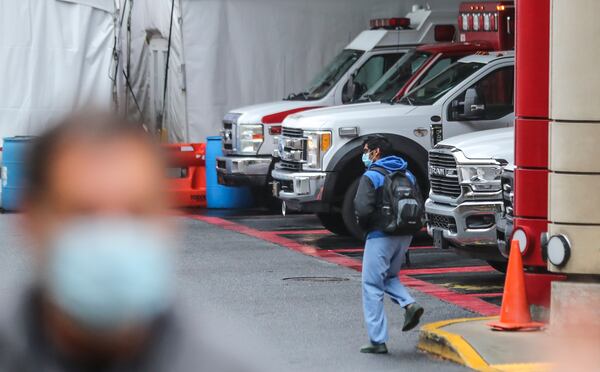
[457,1,515,50]
[459,12,498,32]
[369,18,410,30]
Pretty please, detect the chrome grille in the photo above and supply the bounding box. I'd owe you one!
[282,127,303,138]
[278,130,306,163]
[429,151,457,168]
[501,170,514,218]
[221,119,236,153]
[276,161,302,171]
[427,213,457,233]
[429,151,461,198]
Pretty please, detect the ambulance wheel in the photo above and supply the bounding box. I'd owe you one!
[317,213,349,236]
[486,260,507,273]
[341,178,366,241]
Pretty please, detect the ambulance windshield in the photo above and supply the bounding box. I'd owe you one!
[359,51,431,102]
[398,62,485,106]
[286,49,363,101]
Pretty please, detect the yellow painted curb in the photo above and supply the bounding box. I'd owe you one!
[417,317,551,372]
[490,363,552,372]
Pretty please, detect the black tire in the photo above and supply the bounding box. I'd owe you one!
[341,178,366,240]
[317,213,349,235]
[486,260,508,273]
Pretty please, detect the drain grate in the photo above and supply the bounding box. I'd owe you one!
[282,276,350,282]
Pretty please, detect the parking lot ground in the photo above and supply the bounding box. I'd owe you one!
[191,208,505,316]
[1,209,506,371]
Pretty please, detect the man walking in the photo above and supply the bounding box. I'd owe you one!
[354,136,424,354]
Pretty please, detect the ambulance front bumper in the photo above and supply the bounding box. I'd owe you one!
[271,168,328,213]
[216,156,272,187]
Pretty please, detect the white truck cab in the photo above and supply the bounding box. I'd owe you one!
[425,127,514,271]
[216,6,460,189]
[272,51,515,238]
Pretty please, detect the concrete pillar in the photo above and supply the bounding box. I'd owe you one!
[547,0,600,275]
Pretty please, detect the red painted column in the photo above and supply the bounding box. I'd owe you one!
[513,0,561,307]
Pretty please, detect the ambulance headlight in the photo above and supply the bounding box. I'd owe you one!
[458,165,502,191]
[239,124,264,154]
[303,131,332,170]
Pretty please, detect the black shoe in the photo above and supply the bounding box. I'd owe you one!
[360,342,388,354]
[402,303,424,332]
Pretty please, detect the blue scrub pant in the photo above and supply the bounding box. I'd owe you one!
[362,235,415,344]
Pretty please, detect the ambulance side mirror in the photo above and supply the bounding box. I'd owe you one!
[342,71,358,103]
[462,88,485,119]
[450,88,485,120]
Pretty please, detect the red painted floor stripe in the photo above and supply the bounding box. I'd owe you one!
[190,215,363,271]
[410,245,435,250]
[275,229,331,235]
[401,266,495,276]
[189,215,499,315]
[327,245,434,252]
[327,248,364,253]
[467,292,503,298]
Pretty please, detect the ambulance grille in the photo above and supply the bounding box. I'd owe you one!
[429,151,461,198]
[282,127,304,138]
[277,161,302,171]
[427,213,457,233]
[501,170,514,219]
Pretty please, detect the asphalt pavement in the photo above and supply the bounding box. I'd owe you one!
[0,211,497,371]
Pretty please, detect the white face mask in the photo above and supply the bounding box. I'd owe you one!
[45,217,174,331]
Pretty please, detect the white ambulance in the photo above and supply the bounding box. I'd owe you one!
[272,51,515,238]
[216,6,459,189]
[425,127,513,271]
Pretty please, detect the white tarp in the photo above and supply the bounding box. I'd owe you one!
[0,0,460,144]
[120,0,460,143]
[116,0,187,142]
[0,0,115,142]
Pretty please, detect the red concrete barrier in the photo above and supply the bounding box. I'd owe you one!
[163,143,206,208]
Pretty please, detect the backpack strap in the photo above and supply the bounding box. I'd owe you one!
[370,166,390,176]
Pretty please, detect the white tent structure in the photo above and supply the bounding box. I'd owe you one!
[117,0,461,143]
[0,0,116,142]
[0,0,460,143]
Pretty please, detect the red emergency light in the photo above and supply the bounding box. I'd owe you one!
[369,17,411,30]
[467,13,474,30]
[434,25,455,42]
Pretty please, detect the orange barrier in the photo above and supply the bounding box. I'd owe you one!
[488,239,543,331]
[163,143,206,208]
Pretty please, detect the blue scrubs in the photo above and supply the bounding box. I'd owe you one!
[362,235,415,344]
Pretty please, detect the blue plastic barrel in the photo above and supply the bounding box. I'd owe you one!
[1,136,36,211]
[205,136,254,209]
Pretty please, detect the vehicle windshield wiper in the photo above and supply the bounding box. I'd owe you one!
[284,92,309,100]
[362,93,377,102]
[398,96,414,106]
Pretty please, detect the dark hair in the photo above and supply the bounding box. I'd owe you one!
[363,135,393,158]
[25,110,161,201]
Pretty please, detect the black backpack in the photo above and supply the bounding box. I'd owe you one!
[373,167,424,235]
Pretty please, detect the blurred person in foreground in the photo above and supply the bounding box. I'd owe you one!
[0,112,244,372]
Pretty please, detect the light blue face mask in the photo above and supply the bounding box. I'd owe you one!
[362,152,372,168]
[45,218,174,331]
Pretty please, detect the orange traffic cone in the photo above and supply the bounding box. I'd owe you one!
[488,239,543,331]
